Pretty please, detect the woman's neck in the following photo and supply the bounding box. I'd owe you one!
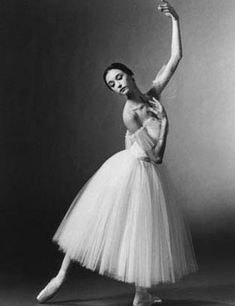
[126,86,147,107]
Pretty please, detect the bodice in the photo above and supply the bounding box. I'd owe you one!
[125,117,162,161]
[124,95,168,162]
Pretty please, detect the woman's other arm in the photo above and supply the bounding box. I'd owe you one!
[146,102,168,163]
[152,116,168,163]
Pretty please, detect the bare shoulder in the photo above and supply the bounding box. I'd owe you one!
[122,104,141,134]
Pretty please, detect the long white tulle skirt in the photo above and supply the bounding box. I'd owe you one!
[53,143,198,287]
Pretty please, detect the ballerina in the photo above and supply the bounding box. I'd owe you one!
[37,1,198,305]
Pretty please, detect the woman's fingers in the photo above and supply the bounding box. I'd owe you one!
[148,100,163,112]
[158,1,177,18]
[148,106,157,113]
[158,5,170,12]
[158,4,171,17]
[148,100,159,106]
[148,107,163,118]
[158,2,169,10]
[148,106,166,121]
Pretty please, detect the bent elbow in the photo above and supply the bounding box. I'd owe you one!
[176,51,183,62]
[179,50,183,60]
[170,53,182,73]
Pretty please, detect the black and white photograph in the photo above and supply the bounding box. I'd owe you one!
[1,0,235,305]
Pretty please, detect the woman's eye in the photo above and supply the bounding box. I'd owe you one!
[109,82,115,88]
[116,74,123,80]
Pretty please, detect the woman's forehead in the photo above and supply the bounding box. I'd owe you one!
[105,69,124,82]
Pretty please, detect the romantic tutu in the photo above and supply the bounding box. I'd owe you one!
[53,118,197,288]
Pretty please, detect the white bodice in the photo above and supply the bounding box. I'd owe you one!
[125,117,161,161]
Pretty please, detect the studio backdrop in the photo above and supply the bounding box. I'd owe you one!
[0,0,235,270]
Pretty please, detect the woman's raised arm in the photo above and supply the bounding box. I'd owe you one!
[150,1,182,97]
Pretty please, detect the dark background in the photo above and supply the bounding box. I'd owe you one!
[0,0,235,277]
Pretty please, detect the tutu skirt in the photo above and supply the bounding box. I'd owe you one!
[53,140,197,287]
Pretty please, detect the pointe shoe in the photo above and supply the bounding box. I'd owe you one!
[36,272,65,303]
[133,291,162,306]
[152,296,162,304]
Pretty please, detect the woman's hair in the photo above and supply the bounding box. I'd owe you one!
[103,62,134,89]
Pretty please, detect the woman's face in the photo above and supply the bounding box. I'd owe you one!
[105,69,134,95]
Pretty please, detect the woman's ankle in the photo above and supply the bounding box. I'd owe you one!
[135,286,148,293]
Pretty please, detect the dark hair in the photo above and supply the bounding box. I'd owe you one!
[103,62,134,89]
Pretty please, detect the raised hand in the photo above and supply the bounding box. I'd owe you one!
[157,1,179,20]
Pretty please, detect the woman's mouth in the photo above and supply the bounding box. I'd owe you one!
[120,86,128,94]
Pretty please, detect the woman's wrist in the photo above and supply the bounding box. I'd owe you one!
[171,15,179,22]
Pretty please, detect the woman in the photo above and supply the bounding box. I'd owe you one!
[37,2,198,305]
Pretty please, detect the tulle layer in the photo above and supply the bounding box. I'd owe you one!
[53,149,197,287]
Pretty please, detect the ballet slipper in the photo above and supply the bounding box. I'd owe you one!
[133,291,162,306]
[152,296,163,304]
[36,272,66,303]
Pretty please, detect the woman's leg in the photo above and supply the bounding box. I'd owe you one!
[36,253,71,303]
[133,286,162,306]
